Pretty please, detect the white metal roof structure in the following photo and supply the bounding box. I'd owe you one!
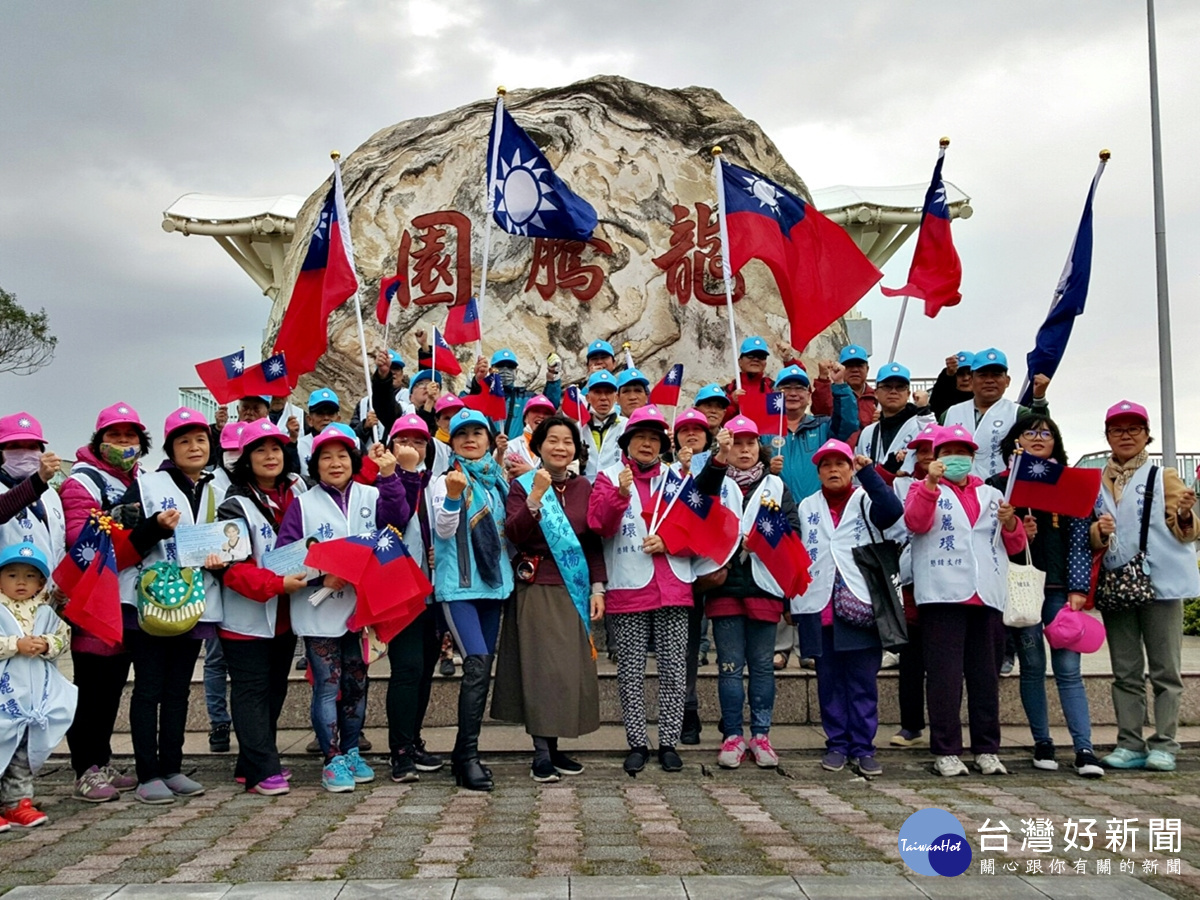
[162,193,305,300]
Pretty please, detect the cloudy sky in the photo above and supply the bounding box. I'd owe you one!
[2,0,1199,466]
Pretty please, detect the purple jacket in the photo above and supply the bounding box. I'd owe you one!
[276,472,411,549]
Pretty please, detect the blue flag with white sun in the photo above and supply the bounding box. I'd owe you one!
[487,102,598,241]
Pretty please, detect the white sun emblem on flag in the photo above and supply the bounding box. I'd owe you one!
[267,358,284,378]
[759,517,775,537]
[686,489,705,509]
[76,542,98,565]
[313,207,331,242]
[1028,460,1049,478]
[495,149,558,235]
[739,175,782,215]
[666,368,679,383]
[375,531,394,553]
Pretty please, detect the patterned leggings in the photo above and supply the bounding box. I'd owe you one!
[610,606,689,749]
[304,634,368,761]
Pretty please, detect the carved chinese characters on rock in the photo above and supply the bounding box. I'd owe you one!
[652,202,745,306]
[525,237,613,302]
[395,211,472,307]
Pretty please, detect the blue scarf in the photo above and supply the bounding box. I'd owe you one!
[452,453,508,588]
[516,471,592,634]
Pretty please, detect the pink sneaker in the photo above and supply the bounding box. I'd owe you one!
[748,734,779,768]
[248,774,290,795]
[236,767,292,786]
[717,735,748,769]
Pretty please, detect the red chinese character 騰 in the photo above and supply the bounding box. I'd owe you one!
[525,238,613,302]
[652,203,745,306]
[394,211,472,307]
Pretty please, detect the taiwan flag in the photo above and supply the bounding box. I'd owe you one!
[272,161,359,377]
[238,352,294,398]
[53,514,129,647]
[561,385,588,426]
[719,158,881,352]
[463,373,506,422]
[443,297,481,345]
[1008,452,1102,519]
[428,326,463,377]
[194,349,246,404]
[654,475,739,564]
[649,364,684,407]
[745,504,813,598]
[881,143,962,317]
[739,391,785,436]
[377,274,403,325]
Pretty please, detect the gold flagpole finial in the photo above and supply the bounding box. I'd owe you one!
[330,150,341,161]
[496,85,507,96]
[710,146,723,157]
[1099,149,1111,161]
[939,137,950,148]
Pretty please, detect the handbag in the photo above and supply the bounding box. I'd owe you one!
[136,561,204,636]
[832,573,875,629]
[1094,466,1158,613]
[849,495,909,649]
[1003,543,1046,628]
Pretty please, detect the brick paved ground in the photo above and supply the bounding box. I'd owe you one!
[1,751,1199,898]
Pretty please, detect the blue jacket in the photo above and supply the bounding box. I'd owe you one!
[763,383,858,504]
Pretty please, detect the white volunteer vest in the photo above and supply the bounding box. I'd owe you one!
[430,440,451,479]
[209,467,232,496]
[736,474,792,598]
[0,482,65,574]
[600,463,694,590]
[289,482,378,637]
[67,463,128,510]
[856,412,934,473]
[891,475,917,585]
[942,398,1018,480]
[1095,462,1200,601]
[910,481,1008,609]
[793,489,878,616]
[585,417,626,483]
[510,432,538,468]
[297,433,315,473]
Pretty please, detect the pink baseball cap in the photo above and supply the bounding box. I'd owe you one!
[524,394,556,418]
[163,407,209,443]
[220,422,245,450]
[724,414,759,438]
[0,412,45,447]
[1044,606,1106,654]
[675,408,711,432]
[933,425,978,453]
[1105,400,1149,426]
[907,423,940,449]
[238,418,291,453]
[389,414,431,441]
[95,402,144,434]
[812,438,854,466]
[311,424,358,456]
[435,394,465,415]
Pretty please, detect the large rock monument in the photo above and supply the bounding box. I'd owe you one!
[266,75,849,399]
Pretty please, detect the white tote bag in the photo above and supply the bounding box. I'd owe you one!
[1004,544,1045,628]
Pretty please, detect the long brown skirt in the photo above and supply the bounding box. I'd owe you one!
[491,582,600,738]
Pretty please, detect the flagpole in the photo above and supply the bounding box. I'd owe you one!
[332,152,376,441]
[711,148,743,392]
[622,342,634,371]
[476,88,506,360]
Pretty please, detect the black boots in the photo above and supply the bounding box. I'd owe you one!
[452,654,494,791]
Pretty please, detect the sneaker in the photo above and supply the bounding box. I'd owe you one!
[345,747,376,783]
[74,766,120,803]
[208,723,231,753]
[135,779,176,804]
[359,736,373,752]
[3,799,47,827]
[974,753,1008,775]
[530,758,561,783]
[1102,747,1147,769]
[1000,656,1015,676]
[295,656,307,671]
[1032,740,1058,771]
[236,767,292,785]
[439,658,455,677]
[623,746,650,775]
[890,729,925,747]
[550,751,584,776]
[390,749,420,784]
[322,755,356,792]
[799,657,816,670]
[163,773,205,796]
[1074,750,1105,779]
[99,765,138,792]
[1145,749,1177,772]
[820,750,846,772]
[717,735,748,769]
[659,745,683,772]
[0,815,9,833]
[853,755,883,777]
[680,709,702,745]
[748,734,779,769]
[248,775,290,795]
[934,755,969,777]
[881,651,901,670]
[412,740,444,773]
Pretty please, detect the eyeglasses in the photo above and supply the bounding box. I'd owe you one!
[1106,425,1147,437]
[876,382,909,392]
[1021,429,1053,440]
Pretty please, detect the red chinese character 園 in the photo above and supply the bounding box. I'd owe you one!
[395,211,472,307]
[524,237,613,302]
[652,203,745,306]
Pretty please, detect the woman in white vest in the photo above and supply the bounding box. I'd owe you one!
[0,412,65,580]
[904,425,1026,778]
[116,407,227,804]
[586,405,727,776]
[216,419,307,796]
[792,439,904,778]
[275,424,408,793]
[1091,400,1199,773]
[501,393,556,479]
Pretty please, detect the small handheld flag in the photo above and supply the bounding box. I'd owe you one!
[654,475,739,564]
[649,364,684,407]
[239,352,293,397]
[745,502,813,598]
[561,385,587,425]
[194,350,246,404]
[53,513,128,647]
[377,274,403,325]
[463,373,507,422]
[429,327,463,377]
[739,391,785,436]
[443,297,482,346]
[1008,452,1102,519]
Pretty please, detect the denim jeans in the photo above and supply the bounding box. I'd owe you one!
[304,633,368,760]
[711,615,777,737]
[1014,589,1094,752]
[203,637,231,729]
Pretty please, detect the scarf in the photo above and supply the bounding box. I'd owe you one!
[730,461,764,490]
[821,484,855,524]
[453,453,508,588]
[1103,449,1149,503]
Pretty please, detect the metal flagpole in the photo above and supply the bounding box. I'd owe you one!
[711,147,743,392]
[332,152,376,438]
[1147,0,1177,468]
[476,88,506,360]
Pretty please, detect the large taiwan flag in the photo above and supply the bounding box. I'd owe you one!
[272,162,359,376]
[719,158,881,352]
[880,143,962,317]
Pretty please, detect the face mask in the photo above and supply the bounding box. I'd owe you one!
[223,451,241,471]
[1,449,41,480]
[99,442,140,472]
[496,368,517,390]
[940,455,973,481]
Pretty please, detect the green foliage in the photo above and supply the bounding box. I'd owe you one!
[1184,596,1200,638]
[0,286,56,375]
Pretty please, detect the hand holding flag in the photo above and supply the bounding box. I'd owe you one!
[430,327,463,376]
[463,372,506,421]
[744,502,813,598]
[53,512,130,647]
[653,475,739,564]
[1008,451,1102,519]
[561,385,587,425]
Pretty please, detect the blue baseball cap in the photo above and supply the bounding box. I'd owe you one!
[307,388,340,410]
[490,348,519,368]
[449,409,493,438]
[0,543,49,578]
[875,362,911,384]
[955,350,975,371]
[387,350,405,368]
[694,383,730,406]
[974,348,1008,371]
[738,336,769,356]
[586,370,618,393]
[410,369,443,387]
[839,344,869,365]
[617,368,650,389]
[775,365,811,388]
[586,340,615,359]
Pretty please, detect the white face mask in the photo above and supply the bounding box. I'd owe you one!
[2,448,41,480]
[222,451,241,471]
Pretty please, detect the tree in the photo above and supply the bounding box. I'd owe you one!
[0,287,56,376]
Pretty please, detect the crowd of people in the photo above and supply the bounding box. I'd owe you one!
[0,331,1195,825]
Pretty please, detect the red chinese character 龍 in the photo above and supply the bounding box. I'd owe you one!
[652,203,745,307]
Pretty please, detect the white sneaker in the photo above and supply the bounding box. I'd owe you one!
[881,651,901,669]
[934,755,969,777]
[717,735,748,769]
[974,753,1008,775]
